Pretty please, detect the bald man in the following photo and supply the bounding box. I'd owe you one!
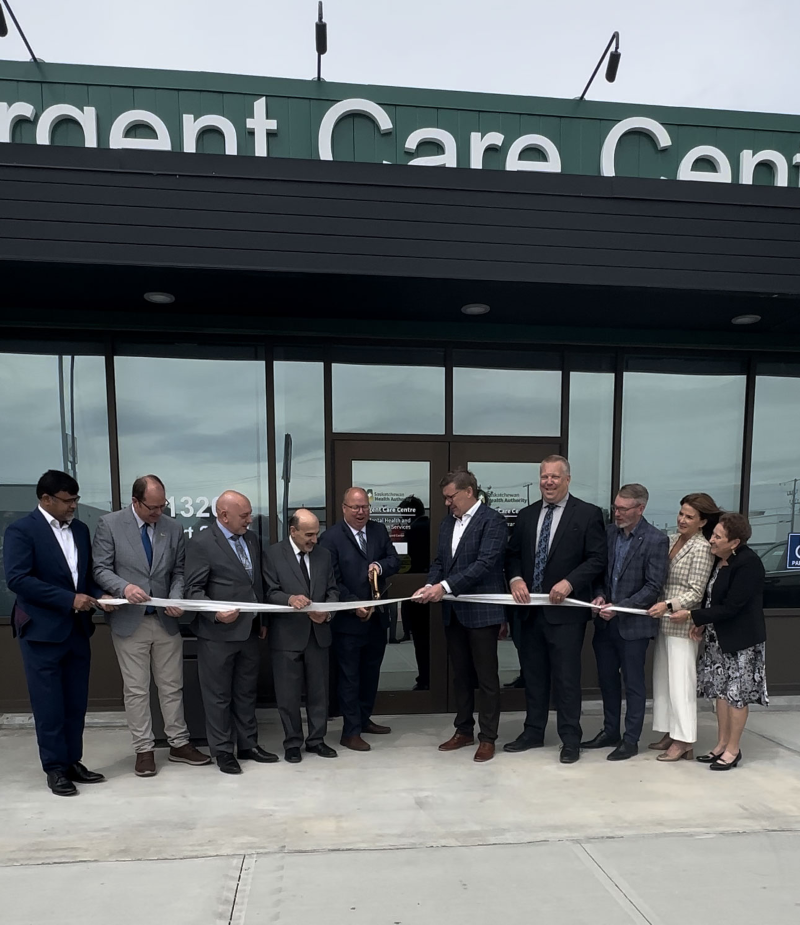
[263,509,339,763]
[184,491,276,775]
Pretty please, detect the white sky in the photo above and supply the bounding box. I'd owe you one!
[0,0,798,115]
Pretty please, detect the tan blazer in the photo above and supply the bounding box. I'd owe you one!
[659,532,715,638]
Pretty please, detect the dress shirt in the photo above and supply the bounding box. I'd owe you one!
[440,499,481,594]
[289,536,311,580]
[610,520,642,601]
[510,494,570,585]
[347,522,381,574]
[217,519,253,572]
[132,507,155,548]
[38,504,79,589]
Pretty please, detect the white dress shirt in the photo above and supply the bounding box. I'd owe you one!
[440,498,481,594]
[510,494,570,585]
[132,507,155,548]
[289,536,311,580]
[347,522,381,573]
[38,504,79,589]
[217,519,252,572]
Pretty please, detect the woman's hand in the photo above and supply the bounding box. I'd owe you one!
[689,624,704,642]
[648,602,668,618]
[669,609,691,623]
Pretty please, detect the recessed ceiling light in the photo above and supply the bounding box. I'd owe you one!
[461,303,491,316]
[144,291,175,304]
[731,314,761,325]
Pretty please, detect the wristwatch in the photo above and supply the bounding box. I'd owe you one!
[666,602,674,614]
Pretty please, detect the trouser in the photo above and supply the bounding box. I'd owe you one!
[18,623,91,772]
[403,599,430,687]
[333,621,387,736]
[519,614,586,746]
[112,615,189,752]
[272,634,330,749]
[652,631,699,743]
[592,617,651,744]
[444,616,501,743]
[196,634,260,757]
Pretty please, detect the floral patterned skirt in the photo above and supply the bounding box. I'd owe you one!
[697,625,768,709]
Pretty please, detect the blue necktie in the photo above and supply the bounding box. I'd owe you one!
[141,525,155,613]
[532,504,556,594]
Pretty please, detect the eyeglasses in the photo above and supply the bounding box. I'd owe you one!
[612,503,642,514]
[443,489,465,503]
[52,493,80,504]
[137,501,168,513]
[343,503,370,512]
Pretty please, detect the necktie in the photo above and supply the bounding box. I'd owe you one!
[532,503,556,594]
[298,551,311,593]
[141,525,155,613]
[233,535,254,581]
[357,530,367,555]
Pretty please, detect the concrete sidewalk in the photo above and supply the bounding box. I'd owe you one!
[2,708,800,923]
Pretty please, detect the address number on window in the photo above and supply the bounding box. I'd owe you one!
[165,496,219,519]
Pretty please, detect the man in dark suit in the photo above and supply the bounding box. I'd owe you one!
[263,509,339,763]
[505,455,607,764]
[184,490,276,774]
[318,487,400,752]
[582,483,669,760]
[2,470,106,796]
[413,469,508,763]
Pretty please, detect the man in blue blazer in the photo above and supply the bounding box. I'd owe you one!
[414,469,508,763]
[3,470,106,796]
[583,483,669,760]
[318,487,400,751]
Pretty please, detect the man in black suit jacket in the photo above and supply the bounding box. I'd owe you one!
[184,490,276,774]
[2,470,106,796]
[263,509,340,763]
[505,455,607,764]
[414,469,508,763]
[318,487,400,752]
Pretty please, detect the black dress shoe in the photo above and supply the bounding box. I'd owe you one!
[216,753,242,774]
[305,742,338,758]
[284,747,302,763]
[65,762,106,783]
[46,770,78,796]
[503,675,526,689]
[710,750,742,771]
[412,682,429,691]
[559,744,581,764]
[607,741,638,761]
[238,746,280,763]
[503,736,544,753]
[581,730,622,749]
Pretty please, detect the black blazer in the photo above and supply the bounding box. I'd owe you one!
[691,545,766,654]
[317,519,400,635]
[505,495,607,624]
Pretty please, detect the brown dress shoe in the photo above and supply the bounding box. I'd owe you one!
[362,721,391,735]
[135,751,157,777]
[340,735,371,751]
[168,743,212,766]
[438,732,475,751]
[474,742,495,763]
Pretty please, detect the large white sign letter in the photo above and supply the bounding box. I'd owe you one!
[0,101,36,143]
[505,134,562,172]
[405,128,457,167]
[246,97,278,157]
[318,99,393,161]
[182,114,238,155]
[36,104,98,147]
[600,117,671,177]
[109,110,172,150]
[470,131,504,169]
[677,146,732,183]
[739,149,789,187]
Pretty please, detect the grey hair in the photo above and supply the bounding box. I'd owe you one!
[617,483,649,505]
[540,455,571,477]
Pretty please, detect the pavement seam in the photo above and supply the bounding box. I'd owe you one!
[744,727,800,757]
[574,842,657,925]
[228,853,256,925]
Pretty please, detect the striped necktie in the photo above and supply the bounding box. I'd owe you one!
[532,504,556,594]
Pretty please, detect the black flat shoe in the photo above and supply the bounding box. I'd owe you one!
[581,730,622,750]
[305,742,338,758]
[46,770,78,796]
[560,744,580,764]
[284,747,302,763]
[503,736,544,753]
[607,741,638,761]
[238,746,280,763]
[710,750,742,771]
[65,762,106,783]
[216,753,242,775]
[696,750,725,764]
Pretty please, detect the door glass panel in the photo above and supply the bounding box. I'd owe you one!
[351,459,431,691]
[333,364,445,434]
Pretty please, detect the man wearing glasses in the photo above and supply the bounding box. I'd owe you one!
[3,470,105,796]
[319,487,400,752]
[93,475,211,776]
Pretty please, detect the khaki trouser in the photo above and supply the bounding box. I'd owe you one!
[111,616,190,753]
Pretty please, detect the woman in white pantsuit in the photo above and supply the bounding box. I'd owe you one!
[647,493,720,762]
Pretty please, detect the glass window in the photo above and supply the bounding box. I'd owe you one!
[114,355,269,541]
[453,368,561,436]
[333,364,445,434]
[0,350,112,616]
[568,372,614,516]
[274,360,325,538]
[750,371,800,608]
[621,366,746,532]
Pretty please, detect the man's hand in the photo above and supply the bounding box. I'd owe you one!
[648,602,668,618]
[164,606,184,618]
[689,624,704,642]
[97,593,117,613]
[355,606,373,621]
[590,595,606,611]
[288,594,312,610]
[413,584,444,604]
[510,579,531,604]
[670,609,691,624]
[124,583,150,604]
[549,580,573,605]
[259,625,267,640]
[597,605,615,622]
[308,611,328,624]
[368,563,380,578]
[215,609,239,624]
[73,593,98,612]
[498,622,509,641]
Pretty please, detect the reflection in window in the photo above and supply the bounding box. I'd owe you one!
[568,372,614,516]
[453,368,561,436]
[115,356,269,542]
[750,374,800,608]
[0,352,112,615]
[621,371,745,532]
[333,364,445,434]
[274,361,325,537]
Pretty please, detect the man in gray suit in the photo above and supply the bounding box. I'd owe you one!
[263,509,339,763]
[93,475,210,777]
[184,490,277,774]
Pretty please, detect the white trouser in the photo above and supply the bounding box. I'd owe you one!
[652,632,699,744]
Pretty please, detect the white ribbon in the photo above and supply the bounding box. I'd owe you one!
[100,593,650,616]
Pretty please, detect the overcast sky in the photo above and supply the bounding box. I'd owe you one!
[0,0,797,115]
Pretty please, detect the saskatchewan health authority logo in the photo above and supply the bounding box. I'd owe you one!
[787,534,800,570]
